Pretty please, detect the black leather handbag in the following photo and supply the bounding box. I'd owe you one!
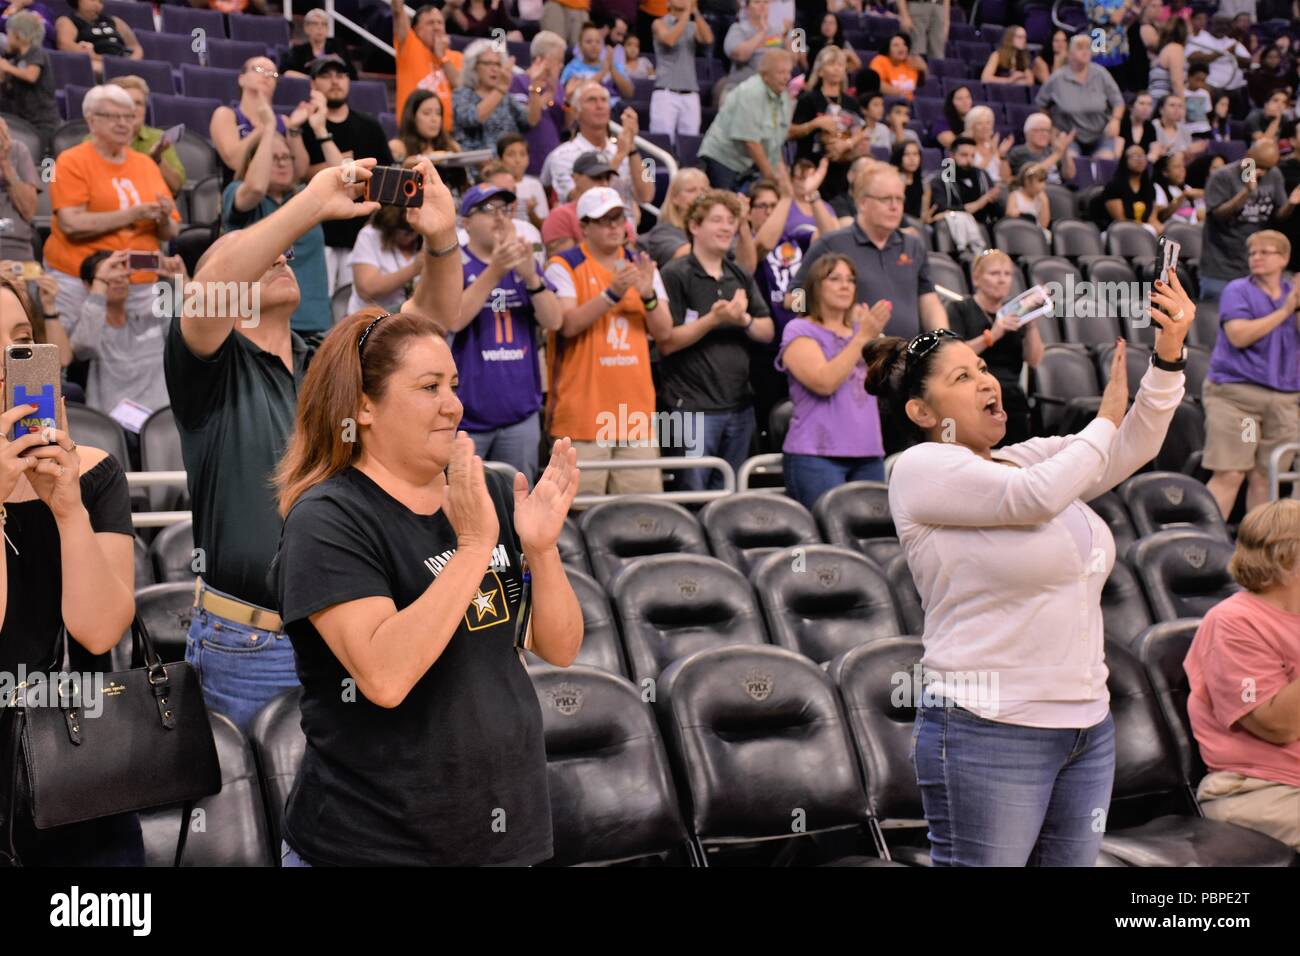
[1,617,222,866]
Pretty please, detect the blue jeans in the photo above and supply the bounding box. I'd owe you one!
[185,581,300,736]
[912,705,1116,866]
[469,413,541,482]
[281,839,312,867]
[676,407,754,492]
[1197,274,1231,300]
[782,453,886,510]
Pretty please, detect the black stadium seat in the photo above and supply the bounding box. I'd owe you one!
[1105,220,1159,262]
[885,553,925,635]
[699,493,820,578]
[141,712,275,866]
[529,569,627,677]
[133,582,195,663]
[1101,558,1154,649]
[66,402,131,471]
[769,401,794,450]
[1134,619,1207,785]
[1099,641,1294,866]
[150,518,196,583]
[993,217,1050,262]
[134,535,154,588]
[611,554,767,685]
[753,545,903,664]
[140,406,187,512]
[813,481,897,564]
[655,645,898,865]
[247,687,305,860]
[579,498,709,589]
[828,637,932,864]
[557,515,591,575]
[1052,219,1104,260]
[531,665,689,865]
[926,252,968,297]
[1118,472,1230,541]
[1084,491,1137,558]
[1128,530,1239,622]
[1031,345,1101,434]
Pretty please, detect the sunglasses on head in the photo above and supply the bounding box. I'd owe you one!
[903,328,960,389]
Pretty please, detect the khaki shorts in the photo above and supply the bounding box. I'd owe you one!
[1197,770,1300,851]
[568,439,663,499]
[1201,380,1300,474]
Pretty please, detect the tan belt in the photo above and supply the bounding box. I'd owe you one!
[192,578,283,633]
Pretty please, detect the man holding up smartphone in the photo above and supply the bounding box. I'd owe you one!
[164,157,463,733]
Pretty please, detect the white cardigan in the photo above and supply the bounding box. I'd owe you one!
[890,366,1185,728]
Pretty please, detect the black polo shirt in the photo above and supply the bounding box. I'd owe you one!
[659,251,770,412]
[793,223,935,340]
[164,320,311,610]
[302,108,394,249]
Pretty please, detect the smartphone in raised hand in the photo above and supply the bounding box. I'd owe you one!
[1157,234,1180,285]
[365,166,424,207]
[4,343,62,442]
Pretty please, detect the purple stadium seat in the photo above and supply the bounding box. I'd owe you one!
[836,11,862,32]
[643,131,672,153]
[1005,102,1036,131]
[206,38,269,71]
[986,84,1031,104]
[1208,140,1247,163]
[151,93,223,142]
[160,6,225,39]
[505,40,530,67]
[48,49,96,89]
[678,133,701,167]
[104,57,177,94]
[948,22,979,43]
[913,96,944,123]
[1024,5,1053,45]
[632,77,655,102]
[103,0,155,34]
[1069,162,1096,189]
[63,84,91,121]
[1092,158,1118,183]
[273,75,311,107]
[181,64,240,102]
[921,146,942,172]
[928,58,966,79]
[863,16,901,40]
[379,112,397,140]
[981,24,1005,44]
[137,31,202,66]
[348,80,389,117]
[227,13,289,48]
[450,34,470,51]
[870,146,890,161]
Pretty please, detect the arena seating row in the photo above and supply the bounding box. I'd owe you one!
[139,632,1295,867]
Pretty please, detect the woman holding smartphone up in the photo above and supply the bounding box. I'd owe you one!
[865,273,1197,866]
[0,273,138,865]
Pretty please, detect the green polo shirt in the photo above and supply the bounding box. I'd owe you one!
[698,73,792,175]
[83,126,187,191]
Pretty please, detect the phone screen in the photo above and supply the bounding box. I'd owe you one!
[128,251,162,271]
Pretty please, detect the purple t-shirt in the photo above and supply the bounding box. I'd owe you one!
[1208,277,1300,393]
[452,246,554,431]
[510,74,565,177]
[776,318,884,458]
[757,230,812,340]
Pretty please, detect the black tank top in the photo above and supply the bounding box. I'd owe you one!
[69,12,128,57]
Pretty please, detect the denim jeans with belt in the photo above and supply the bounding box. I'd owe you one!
[185,581,300,736]
[912,704,1116,866]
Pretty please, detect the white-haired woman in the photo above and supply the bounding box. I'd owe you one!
[965,104,1014,184]
[452,39,542,154]
[43,84,179,327]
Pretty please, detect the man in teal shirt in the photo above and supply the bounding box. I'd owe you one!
[698,48,792,192]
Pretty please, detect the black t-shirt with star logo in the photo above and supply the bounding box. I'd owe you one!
[274,466,551,866]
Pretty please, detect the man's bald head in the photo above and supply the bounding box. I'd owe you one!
[1249,139,1281,172]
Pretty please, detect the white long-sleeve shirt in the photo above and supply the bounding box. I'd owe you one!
[889,365,1185,728]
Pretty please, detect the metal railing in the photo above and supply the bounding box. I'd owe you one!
[1267,442,1300,502]
[737,453,784,493]
[572,456,734,508]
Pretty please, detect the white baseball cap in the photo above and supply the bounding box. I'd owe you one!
[576,186,625,222]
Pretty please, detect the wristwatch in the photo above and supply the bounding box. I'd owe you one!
[1152,346,1187,372]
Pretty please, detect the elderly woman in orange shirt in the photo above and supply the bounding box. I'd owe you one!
[43,84,179,334]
